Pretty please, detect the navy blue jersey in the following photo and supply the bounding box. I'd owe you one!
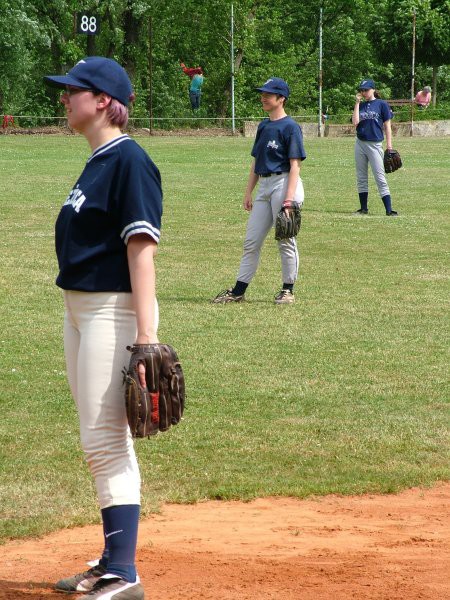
[251,116,306,175]
[356,99,392,142]
[55,135,162,292]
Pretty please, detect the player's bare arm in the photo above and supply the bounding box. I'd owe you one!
[243,159,259,211]
[384,119,393,150]
[127,235,159,388]
[284,159,301,204]
[352,93,362,126]
[127,234,158,345]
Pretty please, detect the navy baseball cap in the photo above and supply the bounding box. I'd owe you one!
[44,57,133,106]
[358,78,376,90]
[255,77,290,98]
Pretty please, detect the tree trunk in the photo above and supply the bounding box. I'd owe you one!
[432,65,437,107]
[123,2,142,81]
[87,34,96,56]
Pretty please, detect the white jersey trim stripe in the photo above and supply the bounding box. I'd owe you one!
[87,135,131,162]
[123,227,160,245]
[121,220,160,240]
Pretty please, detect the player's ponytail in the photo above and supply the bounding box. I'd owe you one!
[106,98,130,130]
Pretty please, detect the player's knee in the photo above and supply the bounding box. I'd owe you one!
[243,237,262,253]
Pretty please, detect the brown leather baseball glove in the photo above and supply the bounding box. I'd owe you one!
[123,344,185,438]
[384,149,403,173]
[275,201,302,241]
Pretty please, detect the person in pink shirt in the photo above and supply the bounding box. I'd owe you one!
[415,86,431,108]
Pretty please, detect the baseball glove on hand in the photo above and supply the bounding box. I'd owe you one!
[384,149,402,173]
[123,344,185,438]
[275,201,301,241]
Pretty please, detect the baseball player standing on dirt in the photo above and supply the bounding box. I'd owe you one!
[44,57,162,600]
[213,77,306,305]
[352,78,398,216]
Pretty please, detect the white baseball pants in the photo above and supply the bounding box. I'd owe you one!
[237,173,304,284]
[63,290,159,509]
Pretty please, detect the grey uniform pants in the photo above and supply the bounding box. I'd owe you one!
[237,173,304,285]
[355,138,390,198]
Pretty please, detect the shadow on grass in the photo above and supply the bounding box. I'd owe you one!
[161,296,281,305]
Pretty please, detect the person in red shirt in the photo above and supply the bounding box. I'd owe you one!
[180,62,204,109]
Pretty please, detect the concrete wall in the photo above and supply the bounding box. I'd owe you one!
[243,120,450,138]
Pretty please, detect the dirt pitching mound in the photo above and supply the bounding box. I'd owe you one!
[0,483,448,599]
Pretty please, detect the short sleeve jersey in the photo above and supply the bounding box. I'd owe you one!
[251,116,306,175]
[55,134,162,292]
[356,99,392,142]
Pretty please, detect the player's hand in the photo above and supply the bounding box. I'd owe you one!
[137,362,147,388]
[135,335,159,388]
[283,199,294,215]
[355,93,363,102]
[243,195,253,211]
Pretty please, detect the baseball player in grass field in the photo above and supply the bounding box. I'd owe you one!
[44,57,161,600]
[213,77,306,305]
[352,78,398,216]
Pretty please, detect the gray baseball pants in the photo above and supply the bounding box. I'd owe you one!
[355,138,390,197]
[237,173,304,284]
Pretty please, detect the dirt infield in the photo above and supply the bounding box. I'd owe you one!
[0,483,448,600]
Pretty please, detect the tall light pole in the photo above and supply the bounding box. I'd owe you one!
[318,6,323,137]
[411,8,416,136]
[231,3,235,134]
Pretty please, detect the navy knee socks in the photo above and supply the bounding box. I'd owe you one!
[100,504,140,582]
[358,192,368,211]
[382,194,392,214]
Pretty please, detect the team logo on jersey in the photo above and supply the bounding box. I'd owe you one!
[360,110,380,121]
[267,140,279,150]
[64,184,87,213]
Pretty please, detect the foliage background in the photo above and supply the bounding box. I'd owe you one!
[0,0,449,123]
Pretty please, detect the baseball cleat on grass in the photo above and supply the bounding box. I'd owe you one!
[274,289,295,304]
[212,289,245,303]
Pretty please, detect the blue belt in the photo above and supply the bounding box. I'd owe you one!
[260,171,283,177]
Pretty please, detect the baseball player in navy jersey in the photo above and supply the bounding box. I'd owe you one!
[352,78,398,216]
[44,57,161,600]
[213,77,306,305]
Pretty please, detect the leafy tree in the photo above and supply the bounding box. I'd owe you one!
[374,0,450,104]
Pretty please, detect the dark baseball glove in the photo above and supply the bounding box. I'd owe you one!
[275,201,301,241]
[123,344,185,438]
[384,149,402,173]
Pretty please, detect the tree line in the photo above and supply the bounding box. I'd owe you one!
[1,0,449,125]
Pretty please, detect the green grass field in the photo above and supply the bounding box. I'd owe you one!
[0,134,448,544]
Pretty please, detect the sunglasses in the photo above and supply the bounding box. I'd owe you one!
[63,87,98,96]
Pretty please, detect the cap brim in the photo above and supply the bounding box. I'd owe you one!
[43,75,92,89]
